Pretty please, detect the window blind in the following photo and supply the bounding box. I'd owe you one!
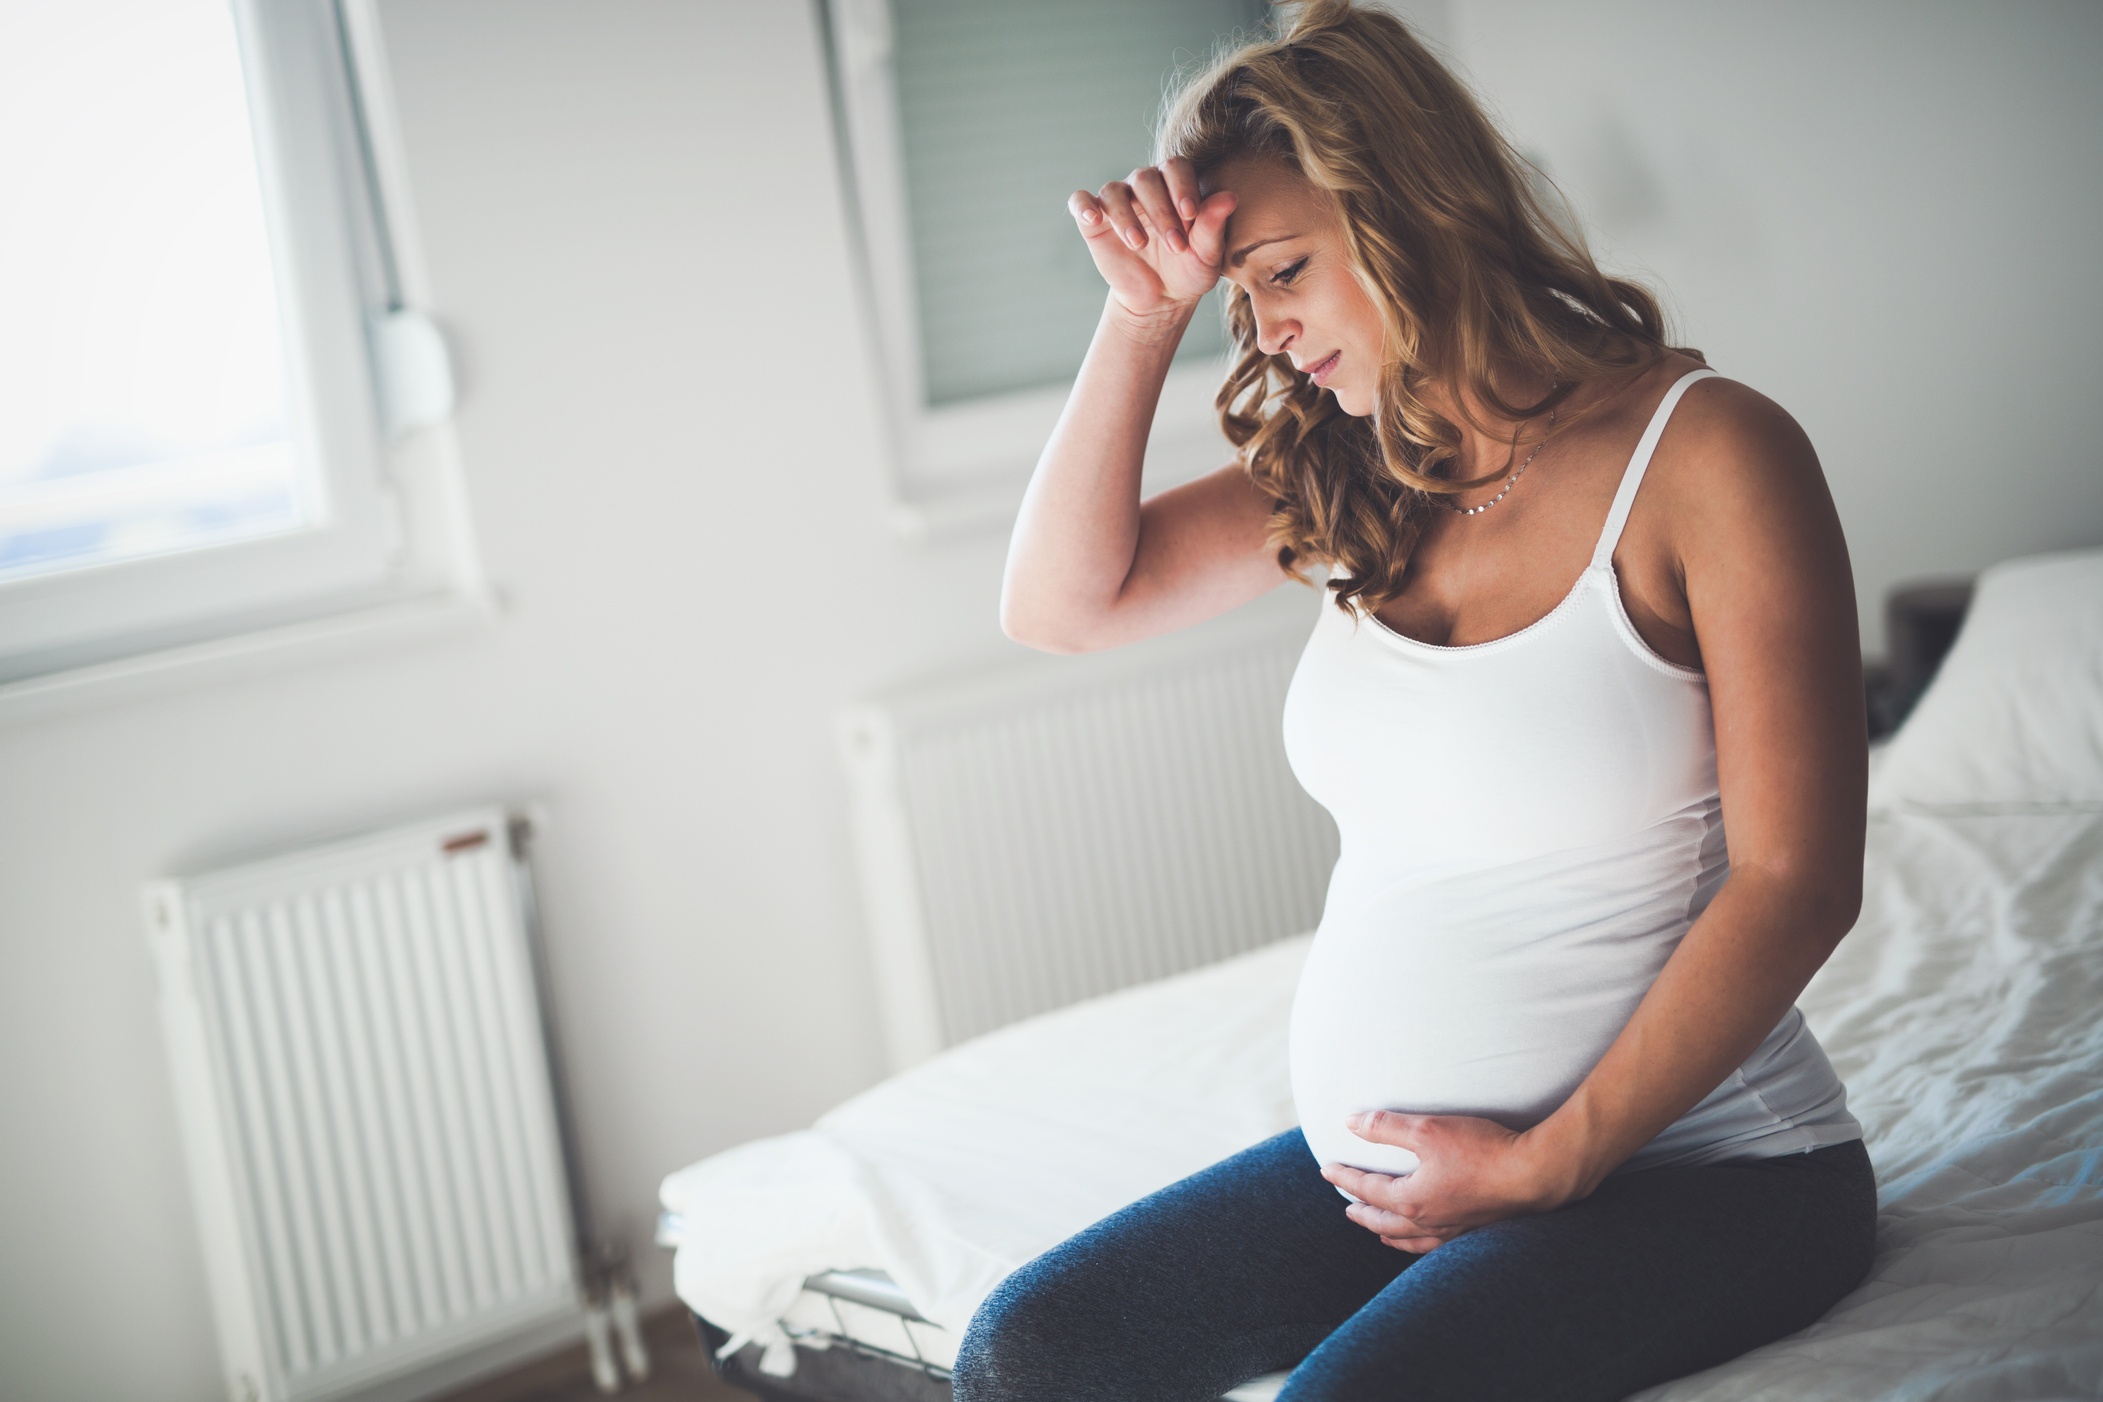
[890,0,1266,406]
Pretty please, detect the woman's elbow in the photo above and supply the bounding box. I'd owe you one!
[1813,878,1864,946]
[1734,855,1863,953]
[1787,865,1865,951]
[998,598,1096,655]
[999,565,1133,652]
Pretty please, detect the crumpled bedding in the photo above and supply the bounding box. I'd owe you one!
[662,804,2103,1397]
[1637,805,2103,1401]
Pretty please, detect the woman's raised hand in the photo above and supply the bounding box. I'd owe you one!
[1005,156,1279,657]
[1069,157,1236,325]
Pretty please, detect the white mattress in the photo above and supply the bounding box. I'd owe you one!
[662,803,2103,1398]
[662,927,1307,1375]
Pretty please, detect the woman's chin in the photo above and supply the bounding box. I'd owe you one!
[1328,384,1376,417]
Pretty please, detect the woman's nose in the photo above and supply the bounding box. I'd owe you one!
[1254,310,1296,358]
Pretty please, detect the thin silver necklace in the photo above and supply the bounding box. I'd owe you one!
[1445,399,1558,517]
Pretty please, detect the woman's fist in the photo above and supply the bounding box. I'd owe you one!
[1070,156,1236,325]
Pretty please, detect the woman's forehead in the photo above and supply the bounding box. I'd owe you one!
[1207,159,1332,263]
[1199,155,1306,203]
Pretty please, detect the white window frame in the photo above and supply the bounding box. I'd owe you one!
[822,0,1236,544]
[0,0,486,720]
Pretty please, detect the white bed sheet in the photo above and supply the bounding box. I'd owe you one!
[1636,804,2103,1401]
[663,804,2103,1398]
[663,930,1308,1371]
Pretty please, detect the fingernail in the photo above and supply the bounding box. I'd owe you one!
[1125,229,1145,249]
[1180,198,1197,219]
[1080,206,1099,224]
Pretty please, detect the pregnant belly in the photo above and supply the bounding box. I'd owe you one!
[1289,858,1696,1175]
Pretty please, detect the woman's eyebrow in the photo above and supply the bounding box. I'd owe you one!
[1228,233,1301,268]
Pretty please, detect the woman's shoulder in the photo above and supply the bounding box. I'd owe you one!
[1611,357,1852,672]
[1638,361,1830,545]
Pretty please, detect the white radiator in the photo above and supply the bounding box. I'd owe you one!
[840,594,1340,1069]
[147,807,582,1402]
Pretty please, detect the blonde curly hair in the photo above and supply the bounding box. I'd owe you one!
[1157,0,1699,616]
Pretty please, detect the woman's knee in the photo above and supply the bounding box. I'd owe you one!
[954,1229,1181,1402]
[951,1260,1086,1402]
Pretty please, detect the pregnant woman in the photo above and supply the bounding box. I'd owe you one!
[956,4,1875,1400]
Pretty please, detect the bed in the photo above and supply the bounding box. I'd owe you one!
[660,547,2103,1401]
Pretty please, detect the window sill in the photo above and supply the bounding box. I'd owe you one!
[0,584,500,729]
[888,370,1234,546]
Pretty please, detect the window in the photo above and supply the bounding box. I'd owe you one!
[824,0,1268,540]
[0,0,474,704]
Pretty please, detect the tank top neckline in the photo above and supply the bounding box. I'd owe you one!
[1362,366,1719,664]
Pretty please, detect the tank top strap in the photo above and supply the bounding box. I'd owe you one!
[1590,367,1721,568]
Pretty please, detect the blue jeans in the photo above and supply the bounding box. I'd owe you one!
[953,1130,1875,1402]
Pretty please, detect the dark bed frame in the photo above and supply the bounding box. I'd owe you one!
[692,1313,952,1402]
[1864,579,1973,739]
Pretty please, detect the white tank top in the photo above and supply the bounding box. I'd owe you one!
[1282,368,1861,1178]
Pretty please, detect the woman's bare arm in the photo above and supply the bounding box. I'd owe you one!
[1532,381,1867,1191]
[1000,161,1286,654]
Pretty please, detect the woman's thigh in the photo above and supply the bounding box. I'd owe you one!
[952,1129,1407,1402]
[1279,1139,1879,1402]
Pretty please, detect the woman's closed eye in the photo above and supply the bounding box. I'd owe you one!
[1272,256,1309,286]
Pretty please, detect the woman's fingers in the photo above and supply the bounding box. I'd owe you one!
[1344,1199,1445,1238]
[1129,166,1187,253]
[1348,1109,1431,1150]
[1322,1163,1410,1211]
[1091,166,1206,257]
[1068,166,1225,310]
[1186,189,1236,266]
[1345,1201,1414,1236]
[1097,180,1147,250]
[1069,189,1110,237]
[1162,156,1202,223]
[1382,1235,1447,1254]
[1350,1202,1462,1257]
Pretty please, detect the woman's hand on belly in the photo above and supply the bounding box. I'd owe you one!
[1319,1110,1576,1253]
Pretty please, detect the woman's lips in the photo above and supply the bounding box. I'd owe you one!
[1307,351,1341,386]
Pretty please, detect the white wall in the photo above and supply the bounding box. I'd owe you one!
[0,5,1021,1398]
[1442,0,2103,648]
[0,4,2096,1400]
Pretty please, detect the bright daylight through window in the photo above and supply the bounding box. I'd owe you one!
[0,1,307,582]
[0,0,470,706]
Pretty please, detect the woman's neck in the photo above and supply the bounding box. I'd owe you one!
[1416,370,1562,479]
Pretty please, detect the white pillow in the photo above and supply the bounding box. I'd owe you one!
[1869,547,2103,809]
